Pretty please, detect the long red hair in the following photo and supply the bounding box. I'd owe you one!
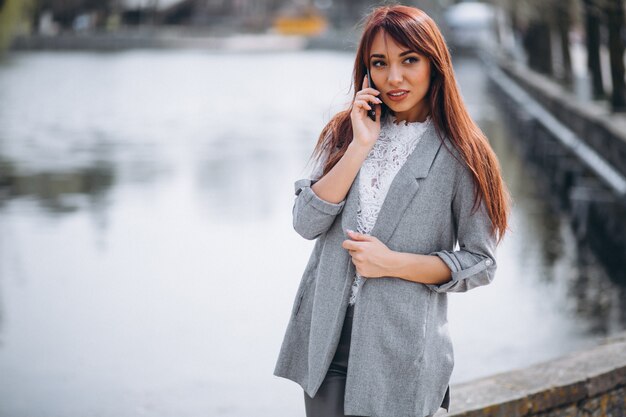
[311,5,511,242]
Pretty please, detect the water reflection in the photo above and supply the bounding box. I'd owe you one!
[0,50,623,417]
[195,134,275,220]
[0,161,114,213]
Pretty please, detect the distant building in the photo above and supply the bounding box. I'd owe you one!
[155,0,280,28]
[121,0,376,31]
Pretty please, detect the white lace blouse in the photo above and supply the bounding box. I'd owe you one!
[312,113,433,306]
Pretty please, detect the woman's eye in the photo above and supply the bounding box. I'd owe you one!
[404,57,419,64]
[372,60,385,67]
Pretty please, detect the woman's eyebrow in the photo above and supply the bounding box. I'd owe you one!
[370,50,417,59]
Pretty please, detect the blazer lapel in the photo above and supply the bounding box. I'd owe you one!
[341,121,443,243]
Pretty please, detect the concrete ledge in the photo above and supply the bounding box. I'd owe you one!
[435,332,626,416]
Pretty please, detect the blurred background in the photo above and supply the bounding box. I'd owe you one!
[0,0,625,416]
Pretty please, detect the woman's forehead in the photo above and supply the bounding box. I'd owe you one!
[369,30,413,56]
[370,29,412,55]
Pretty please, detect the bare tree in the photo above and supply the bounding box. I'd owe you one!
[583,0,605,99]
[507,0,555,76]
[523,20,553,74]
[604,0,626,111]
[555,0,573,82]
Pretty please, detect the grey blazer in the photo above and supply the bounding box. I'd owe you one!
[273,121,498,417]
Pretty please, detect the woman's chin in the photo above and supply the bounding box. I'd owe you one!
[385,104,401,114]
[385,102,413,114]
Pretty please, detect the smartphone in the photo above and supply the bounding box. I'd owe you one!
[366,68,377,122]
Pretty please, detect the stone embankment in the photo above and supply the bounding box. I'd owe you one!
[485,51,626,282]
[11,29,357,52]
[497,56,626,180]
[435,331,626,417]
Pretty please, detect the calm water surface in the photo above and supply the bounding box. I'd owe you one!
[0,50,624,417]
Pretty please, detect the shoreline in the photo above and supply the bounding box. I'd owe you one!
[10,29,358,53]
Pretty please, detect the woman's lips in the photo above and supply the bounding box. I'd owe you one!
[386,90,409,102]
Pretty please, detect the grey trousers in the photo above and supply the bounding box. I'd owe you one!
[303,303,366,417]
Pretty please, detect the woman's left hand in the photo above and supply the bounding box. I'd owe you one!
[342,230,393,278]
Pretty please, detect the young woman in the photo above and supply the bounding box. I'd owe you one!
[274,5,511,417]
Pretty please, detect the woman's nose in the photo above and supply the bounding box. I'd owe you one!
[387,65,403,85]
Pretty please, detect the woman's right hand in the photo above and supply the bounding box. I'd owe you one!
[350,75,382,150]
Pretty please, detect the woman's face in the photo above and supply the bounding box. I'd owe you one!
[368,30,431,123]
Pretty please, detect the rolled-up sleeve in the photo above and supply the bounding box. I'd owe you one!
[292,178,346,240]
[426,167,498,293]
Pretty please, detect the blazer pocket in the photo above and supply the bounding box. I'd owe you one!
[293,287,305,317]
[293,273,314,318]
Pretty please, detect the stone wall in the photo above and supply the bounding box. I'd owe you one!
[496,58,626,179]
[434,332,626,417]
[485,55,626,283]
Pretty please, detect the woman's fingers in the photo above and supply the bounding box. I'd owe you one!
[355,93,382,104]
[361,75,381,96]
[342,239,362,251]
[355,77,381,114]
[354,99,372,111]
[358,87,381,97]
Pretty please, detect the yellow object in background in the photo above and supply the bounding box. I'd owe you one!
[273,8,327,36]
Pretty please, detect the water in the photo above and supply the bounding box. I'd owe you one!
[0,50,623,417]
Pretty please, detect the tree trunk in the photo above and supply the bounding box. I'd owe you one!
[556,0,573,82]
[606,0,626,111]
[523,19,553,75]
[584,0,605,99]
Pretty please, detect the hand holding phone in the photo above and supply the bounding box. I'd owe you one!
[350,71,382,151]
[366,69,377,122]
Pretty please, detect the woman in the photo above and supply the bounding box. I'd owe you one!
[274,5,511,417]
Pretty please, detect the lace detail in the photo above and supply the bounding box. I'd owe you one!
[348,114,432,305]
